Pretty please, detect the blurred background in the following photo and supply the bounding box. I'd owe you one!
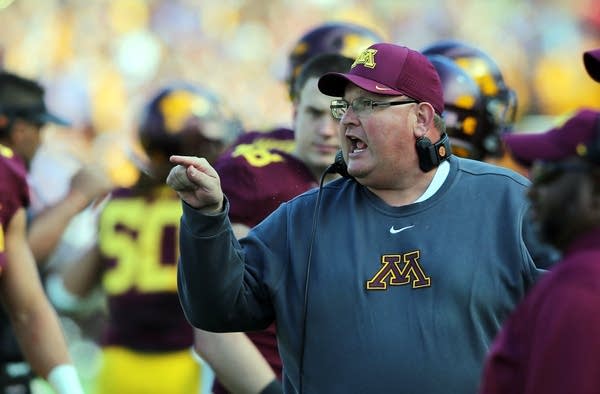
[2,1,600,392]
[1,0,600,186]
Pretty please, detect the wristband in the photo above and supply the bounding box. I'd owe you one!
[47,364,84,394]
[45,273,105,315]
[45,274,82,312]
[259,378,283,394]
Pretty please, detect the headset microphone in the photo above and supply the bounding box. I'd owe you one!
[325,150,353,178]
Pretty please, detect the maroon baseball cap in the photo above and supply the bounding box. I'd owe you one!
[318,43,444,115]
[503,109,600,166]
[583,48,600,82]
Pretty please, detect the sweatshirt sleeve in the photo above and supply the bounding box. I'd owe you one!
[177,198,275,332]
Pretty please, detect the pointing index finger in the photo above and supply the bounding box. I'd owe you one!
[169,155,218,179]
[170,155,202,166]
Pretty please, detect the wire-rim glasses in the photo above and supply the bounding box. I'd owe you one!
[330,97,418,120]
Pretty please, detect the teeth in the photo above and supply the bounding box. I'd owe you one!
[349,137,367,153]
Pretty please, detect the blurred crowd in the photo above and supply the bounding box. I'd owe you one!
[1,1,600,392]
[0,0,599,187]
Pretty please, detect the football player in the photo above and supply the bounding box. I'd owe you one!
[59,83,241,394]
[218,21,385,167]
[0,70,109,394]
[0,129,83,394]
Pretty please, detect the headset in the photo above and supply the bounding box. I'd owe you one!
[326,150,353,178]
[416,133,452,172]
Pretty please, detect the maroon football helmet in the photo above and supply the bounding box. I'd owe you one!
[428,54,495,160]
[422,40,517,158]
[138,83,241,169]
[286,22,384,99]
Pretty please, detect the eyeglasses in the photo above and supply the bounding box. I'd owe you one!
[530,161,592,185]
[330,97,418,120]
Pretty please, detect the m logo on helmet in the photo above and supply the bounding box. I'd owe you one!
[352,48,378,69]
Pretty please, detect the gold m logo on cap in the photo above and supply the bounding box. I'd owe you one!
[352,48,377,69]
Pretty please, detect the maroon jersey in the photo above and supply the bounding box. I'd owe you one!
[218,127,295,161]
[98,184,192,352]
[479,227,600,394]
[215,127,313,227]
[0,145,29,269]
[212,128,317,391]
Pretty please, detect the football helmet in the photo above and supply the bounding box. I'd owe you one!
[428,54,494,160]
[286,22,384,99]
[138,83,241,171]
[422,40,517,157]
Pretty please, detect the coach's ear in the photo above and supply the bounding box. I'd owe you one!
[412,101,436,139]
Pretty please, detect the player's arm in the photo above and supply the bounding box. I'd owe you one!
[27,164,112,264]
[194,329,279,394]
[45,245,104,315]
[61,245,103,298]
[0,207,83,393]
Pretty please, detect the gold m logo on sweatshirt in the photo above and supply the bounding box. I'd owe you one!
[366,251,431,290]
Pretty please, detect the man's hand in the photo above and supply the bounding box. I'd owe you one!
[166,155,224,213]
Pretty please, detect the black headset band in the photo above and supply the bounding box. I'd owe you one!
[416,133,453,172]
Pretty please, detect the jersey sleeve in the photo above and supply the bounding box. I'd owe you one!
[215,145,315,228]
[0,149,30,268]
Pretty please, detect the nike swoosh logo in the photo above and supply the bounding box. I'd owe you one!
[375,85,393,91]
[389,225,414,234]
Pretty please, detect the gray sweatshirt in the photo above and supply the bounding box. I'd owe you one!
[178,156,548,394]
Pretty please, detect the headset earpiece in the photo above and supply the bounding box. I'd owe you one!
[416,133,452,172]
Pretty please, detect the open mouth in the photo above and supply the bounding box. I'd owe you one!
[349,136,368,154]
